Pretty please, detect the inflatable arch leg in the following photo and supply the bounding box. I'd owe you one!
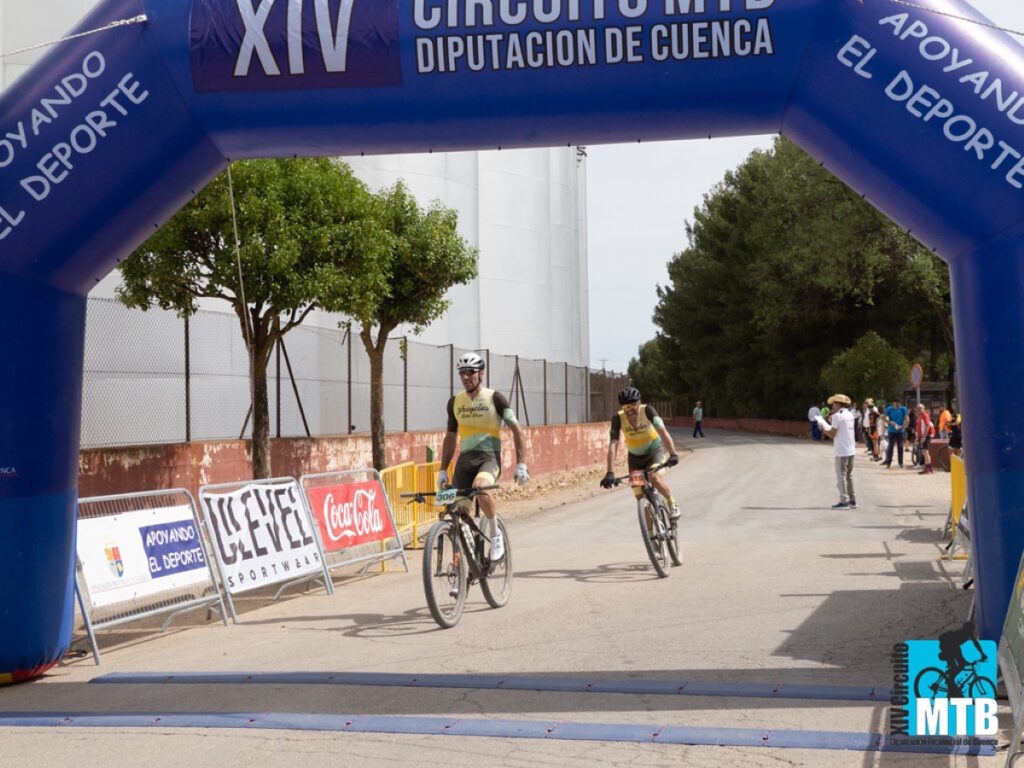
[950,229,1024,641]
[0,277,85,682]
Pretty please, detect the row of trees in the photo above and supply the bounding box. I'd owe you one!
[629,137,954,419]
[119,158,477,476]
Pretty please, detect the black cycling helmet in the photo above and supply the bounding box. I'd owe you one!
[618,386,641,405]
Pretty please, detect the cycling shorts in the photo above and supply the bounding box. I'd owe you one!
[627,446,667,472]
[453,452,501,490]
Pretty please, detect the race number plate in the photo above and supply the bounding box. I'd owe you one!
[435,488,457,505]
[628,470,646,487]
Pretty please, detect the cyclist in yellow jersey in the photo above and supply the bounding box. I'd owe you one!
[438,352,528,561]
[600,387,681,520]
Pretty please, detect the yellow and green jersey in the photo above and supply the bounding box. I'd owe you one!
[610,404,664,456]
[447,387,518,459]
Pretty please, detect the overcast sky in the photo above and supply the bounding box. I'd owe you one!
[585,0,1024,373]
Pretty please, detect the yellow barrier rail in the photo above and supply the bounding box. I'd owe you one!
[949,453,968,560]
[380,459,447,549]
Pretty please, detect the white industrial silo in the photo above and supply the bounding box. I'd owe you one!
[345,147,590,368]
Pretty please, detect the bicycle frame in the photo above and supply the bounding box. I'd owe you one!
[439,500,491,583]
[408,484,500,581]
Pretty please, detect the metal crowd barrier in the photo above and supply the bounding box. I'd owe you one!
[299,469,408,577]
[75,488,227,663]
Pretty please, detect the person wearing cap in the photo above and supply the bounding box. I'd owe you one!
[819,394,857,509]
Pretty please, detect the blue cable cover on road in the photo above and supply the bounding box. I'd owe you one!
[0,711,994,755]
[91,670,890,701]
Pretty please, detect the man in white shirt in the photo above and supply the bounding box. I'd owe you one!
[818,394,857,509]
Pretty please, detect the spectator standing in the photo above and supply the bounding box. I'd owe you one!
[948,410,963,456]
[818,394,857,508]
[862,399,876,456]
[883,397,909,469]
[915,403,935,474]
[692,400,705,438]
[938,404,953,440]
[875,408,889,462]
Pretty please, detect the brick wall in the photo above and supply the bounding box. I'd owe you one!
[79,418,833,501]
[78,422,612,501]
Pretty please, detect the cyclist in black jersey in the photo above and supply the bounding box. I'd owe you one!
[438,352,528,561]
[600,387,681,519]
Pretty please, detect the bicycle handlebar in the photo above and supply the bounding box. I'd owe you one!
[401,484,501,503]
[608,462,674,485]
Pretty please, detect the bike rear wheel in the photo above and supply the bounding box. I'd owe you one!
[480,518,513,608]
[638,497,670,578]
[422,520,466,628]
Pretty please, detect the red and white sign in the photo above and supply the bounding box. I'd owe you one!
[910,363,923,388]
[306,479,395,551]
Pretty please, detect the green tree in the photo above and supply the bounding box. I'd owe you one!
[820,331,908,403]
[118,158,387,478]
[627,337,674,402]
[651,136,952,418]
[355,181,478,471]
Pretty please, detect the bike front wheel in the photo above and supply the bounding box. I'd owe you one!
[659,499,682,567]
[638,497,670,578]
[422,520,466,628]
[480,518,513,609]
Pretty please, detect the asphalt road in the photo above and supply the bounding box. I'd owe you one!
[0,428,996,767]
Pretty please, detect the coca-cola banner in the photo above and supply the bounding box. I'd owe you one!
[305,479,395,551]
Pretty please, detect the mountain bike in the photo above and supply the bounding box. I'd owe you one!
[914,658,996,699]
[607,462,681,578]
[404,485,512,628]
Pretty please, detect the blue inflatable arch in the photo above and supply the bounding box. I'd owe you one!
[1,0,1022,680]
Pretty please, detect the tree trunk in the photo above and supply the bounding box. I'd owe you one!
[251,344,272,479]
[361,326,388,471]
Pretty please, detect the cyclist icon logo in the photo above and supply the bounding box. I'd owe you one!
[902,622,998,739]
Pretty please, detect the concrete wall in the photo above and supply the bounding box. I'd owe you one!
[78,423,611,501]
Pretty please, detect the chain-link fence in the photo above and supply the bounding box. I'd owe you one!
[81,298,628,449]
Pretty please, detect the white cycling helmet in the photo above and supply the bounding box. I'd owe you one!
[456,352,485,372]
